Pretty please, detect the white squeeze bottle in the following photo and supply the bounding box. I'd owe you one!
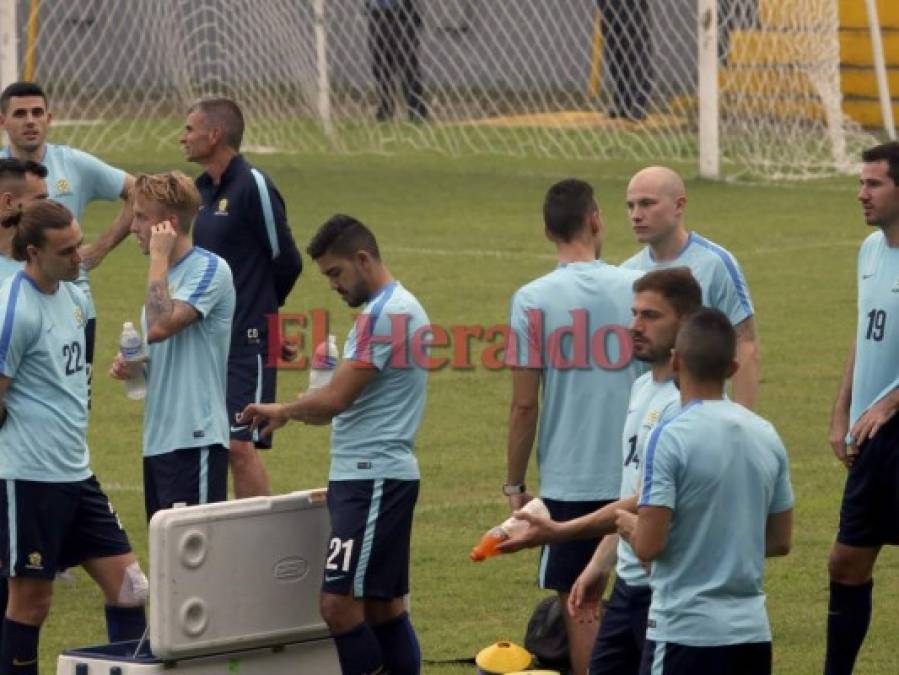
[470,498,551,562]
[308,335,339,390]
[119,322,147,400]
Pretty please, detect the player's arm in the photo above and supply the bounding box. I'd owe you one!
[79,174,136,270]
[238,359,379,436]
[0,376,11,427]
[567,534,618,620]
[506,367,540,509]
[765,509,793,557]
[620,505,671,562]
[498,494,638,553]
[829,341,855,466]
[732,316,759,409]
[851,386,899,449]
[144,222,200,343]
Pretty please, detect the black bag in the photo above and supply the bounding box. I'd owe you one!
[524,595,570,671]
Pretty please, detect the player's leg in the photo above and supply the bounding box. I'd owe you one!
[227,354,274,498]
[540,499,607,675]
[362,479,420,674]
[590,579,647,675]
[143,446,230,522]
[0,480,76,673]
[82,553,148,642]
[824,415,899,675]
[63,477,147,642]
[3,578,52,675]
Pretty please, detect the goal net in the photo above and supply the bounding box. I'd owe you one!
[3,0,875,179]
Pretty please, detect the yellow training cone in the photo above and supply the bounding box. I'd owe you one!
[475,641,533,674]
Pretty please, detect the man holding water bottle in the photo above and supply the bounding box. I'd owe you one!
[110,171,235,522]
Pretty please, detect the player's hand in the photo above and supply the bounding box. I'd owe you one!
[496,509,559,553]
[281,339,299,362]
[829,411,853,468]
[507,491,533,512]
[851,396,899,451]
[237,402,289,438]
[567,563,608,622]
[148,221,178,260]
[615,510,637,544]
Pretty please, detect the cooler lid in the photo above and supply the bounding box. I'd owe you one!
[148,489,331,659]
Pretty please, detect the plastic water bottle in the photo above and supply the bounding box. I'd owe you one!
[308,335,339,390]
[470,498,551,562]
[119,321,147,400]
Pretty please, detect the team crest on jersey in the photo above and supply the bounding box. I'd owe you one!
[646,410,660,426]
[56,178,71,194]
[25,552,43,570]
[216,198,229,215]
[73,306,85,328]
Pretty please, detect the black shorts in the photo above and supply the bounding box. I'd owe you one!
[539,498,611,593]
[590,578,652,675]
[0,476,132,579]
[227,352,277,449]
[640,640,771,675]
[322,479,419,600]
[837,414,899,547]
[143,446,229,522]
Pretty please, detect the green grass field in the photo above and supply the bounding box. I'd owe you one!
[35,144,899,674]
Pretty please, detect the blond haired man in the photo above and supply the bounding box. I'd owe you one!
[111,172,235,521]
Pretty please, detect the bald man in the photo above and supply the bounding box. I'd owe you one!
[621,166,760,408]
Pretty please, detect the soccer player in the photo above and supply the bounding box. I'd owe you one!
[181,97,302,499]
[0,201,147,673]
[239,215,428,675]
[0,159,48,279]
[499,267,702,675]
[109,172,234,522]
[825,142,899,675]
[621,166,760,409]
[616,308,793,675]
[504,178,642,674]
[0,81,136,396]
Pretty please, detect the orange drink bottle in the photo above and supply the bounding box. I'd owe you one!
[470,498,549,562]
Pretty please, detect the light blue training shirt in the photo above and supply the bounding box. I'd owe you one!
[141,248,235,457]
[506,260,643,501]
[331,281,430,481]
[640,399,794,646]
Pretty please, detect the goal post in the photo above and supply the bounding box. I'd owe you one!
[1,0,877,180]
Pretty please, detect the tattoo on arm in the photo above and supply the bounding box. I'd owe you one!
[146,281,174,330]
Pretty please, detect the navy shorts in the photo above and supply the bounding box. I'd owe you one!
[539,498,611,593]
[143,445,229,522]
[0,476,132,579]
[322,479,419,600]
[227,352,277,449]
[590,578,652,675]
[640,640,771,675]
[837,414,899,547]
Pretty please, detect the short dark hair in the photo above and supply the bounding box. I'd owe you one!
[189,98,245,151]
[543,179,597,243]
[633,267,703,318]
[0,158,28,193]
[307,214,381,261]
[0,200,73,261]
[862,142,899,186]
[0,81,48,114]
[675,308,736,383]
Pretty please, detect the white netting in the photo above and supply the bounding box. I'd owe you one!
[6,0,876,178]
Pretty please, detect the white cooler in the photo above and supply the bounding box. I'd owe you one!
[57,490,340,674]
